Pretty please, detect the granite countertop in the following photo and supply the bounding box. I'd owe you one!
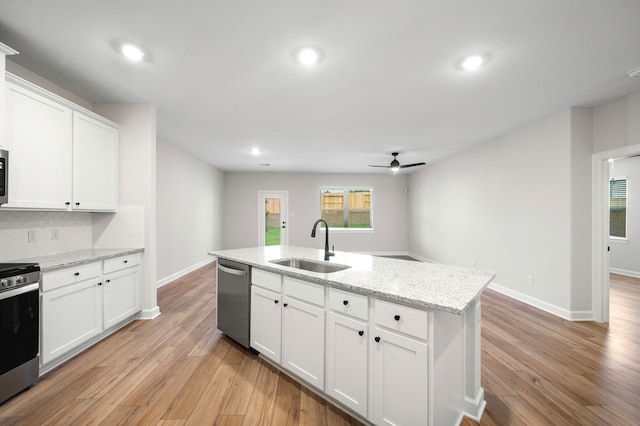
[13,248,144,272]
[208,246,495,315]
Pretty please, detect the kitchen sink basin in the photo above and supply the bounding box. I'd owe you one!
[269,258,351,273]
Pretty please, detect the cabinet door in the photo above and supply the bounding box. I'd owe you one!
[250,285,282,363]
[3,81,72,209]
[41,279,102,365]
[72,112,117,211]
[103,266,141,329]
[326,311,368,417]
[282,296,325,390]
[372,327,429,426]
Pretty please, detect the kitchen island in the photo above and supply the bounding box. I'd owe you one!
[209,246,494,426]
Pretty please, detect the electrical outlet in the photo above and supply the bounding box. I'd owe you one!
[52,229,59,241]
[527,274,534,285]
[27,230,37,243]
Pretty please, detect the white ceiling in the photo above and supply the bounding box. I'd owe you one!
[1,1,640,173]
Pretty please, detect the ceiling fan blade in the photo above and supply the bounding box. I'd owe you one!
[368,165,391,168]
[399,162,426,168]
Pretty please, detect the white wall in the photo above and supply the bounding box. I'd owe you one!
[156,139,224,285]
[408,110,577,316]
[93,103,158,318]
[609,155,640,277]
[593,90,640,153]
[223,172,408,254]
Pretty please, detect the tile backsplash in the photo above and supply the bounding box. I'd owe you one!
[0,206,145,262]
[0,210,93,261]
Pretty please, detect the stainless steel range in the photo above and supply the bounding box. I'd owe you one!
[0,262,40,404]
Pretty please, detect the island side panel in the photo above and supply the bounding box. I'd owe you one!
[463,297,485,420]
[431,308,464,426]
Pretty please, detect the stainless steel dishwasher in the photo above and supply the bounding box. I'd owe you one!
[217,259,251,348]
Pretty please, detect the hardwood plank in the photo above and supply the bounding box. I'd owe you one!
[241,361,280,426]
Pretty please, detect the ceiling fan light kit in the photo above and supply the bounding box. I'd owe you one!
[369,152,426,173]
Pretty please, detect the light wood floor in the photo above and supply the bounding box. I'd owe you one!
[0,267,638,425]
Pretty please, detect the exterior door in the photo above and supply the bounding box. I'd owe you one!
[258,191,288,246]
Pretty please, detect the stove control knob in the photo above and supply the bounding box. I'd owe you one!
[16,275,26,284]
[0,279,10,288]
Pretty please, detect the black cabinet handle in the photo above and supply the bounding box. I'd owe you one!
[374,336,381,342]
[358,330,364,336]
[274,300,279,304]
[283,303,288,307]
[343,300,349,305]
[75,202,80,206]
[124,260,128,263]
[98,282,102,286]
[65,202,70,206]
[394,315,400,321]
[74,272,80,276]
[106,279,111,283]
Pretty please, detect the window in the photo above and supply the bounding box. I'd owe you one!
[320,188,372,229]
[609,177,627,238]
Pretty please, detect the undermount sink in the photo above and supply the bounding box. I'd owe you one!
[269,258,351,273]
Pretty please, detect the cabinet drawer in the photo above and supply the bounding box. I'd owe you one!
[103,253,142,274]
[42,262,102,292]
[374,299,428,340]
[284,277,324,307]
[328,287,368,320]
[252,268,282,292]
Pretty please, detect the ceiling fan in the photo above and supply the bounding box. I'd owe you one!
[368,152,426,173]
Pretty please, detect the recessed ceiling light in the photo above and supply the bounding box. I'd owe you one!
[250,148,261,155]
[121,43,145,61]
[294,46,323,66]
[457,53,491,71]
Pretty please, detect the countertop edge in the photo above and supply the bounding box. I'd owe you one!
[23,248,145,272]
[210,251,494,315]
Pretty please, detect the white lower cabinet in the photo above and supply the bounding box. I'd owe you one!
[282,296,325,390]
[41,278,102,365]
[372,327,429,426]
[103,266,141,329]
[326,311,368,418]
[250,285,282,363]
[249,268,433,425]
[41,254,142,369]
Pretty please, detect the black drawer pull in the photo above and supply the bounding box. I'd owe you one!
[394,315,400,321]
[374,336,381,342]
[358,330,364,336]
[274,300,279,304]
[124,260,128,263]
[343,300,349,305]
[283,303,288,307]
[74,272,80,276]
[106,279,111,283]
[98,282,102,286]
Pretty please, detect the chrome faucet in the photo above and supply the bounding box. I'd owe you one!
[311,219,335,261]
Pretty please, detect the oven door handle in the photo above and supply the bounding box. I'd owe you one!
[0,283,39,301]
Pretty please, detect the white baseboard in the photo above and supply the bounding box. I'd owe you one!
[156,257,215,288]
[138,306,161,320]
[610,267,640,279]
[488,282,595,321]
[407,252,437,263]
[464,387,486,422]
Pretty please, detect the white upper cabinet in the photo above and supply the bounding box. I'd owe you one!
[2,73,118,211]
[3,81,72,209]
[72,112,117,211]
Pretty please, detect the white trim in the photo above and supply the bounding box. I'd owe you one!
[0,42,19,56]
[610,268,640,279]
[488,282,594,321]
[138,306,161,320]
[592,144,640,323]
[609,237,628,243]
[156,257,215,288]
[408,252,439,264]
[464,388,486,422]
